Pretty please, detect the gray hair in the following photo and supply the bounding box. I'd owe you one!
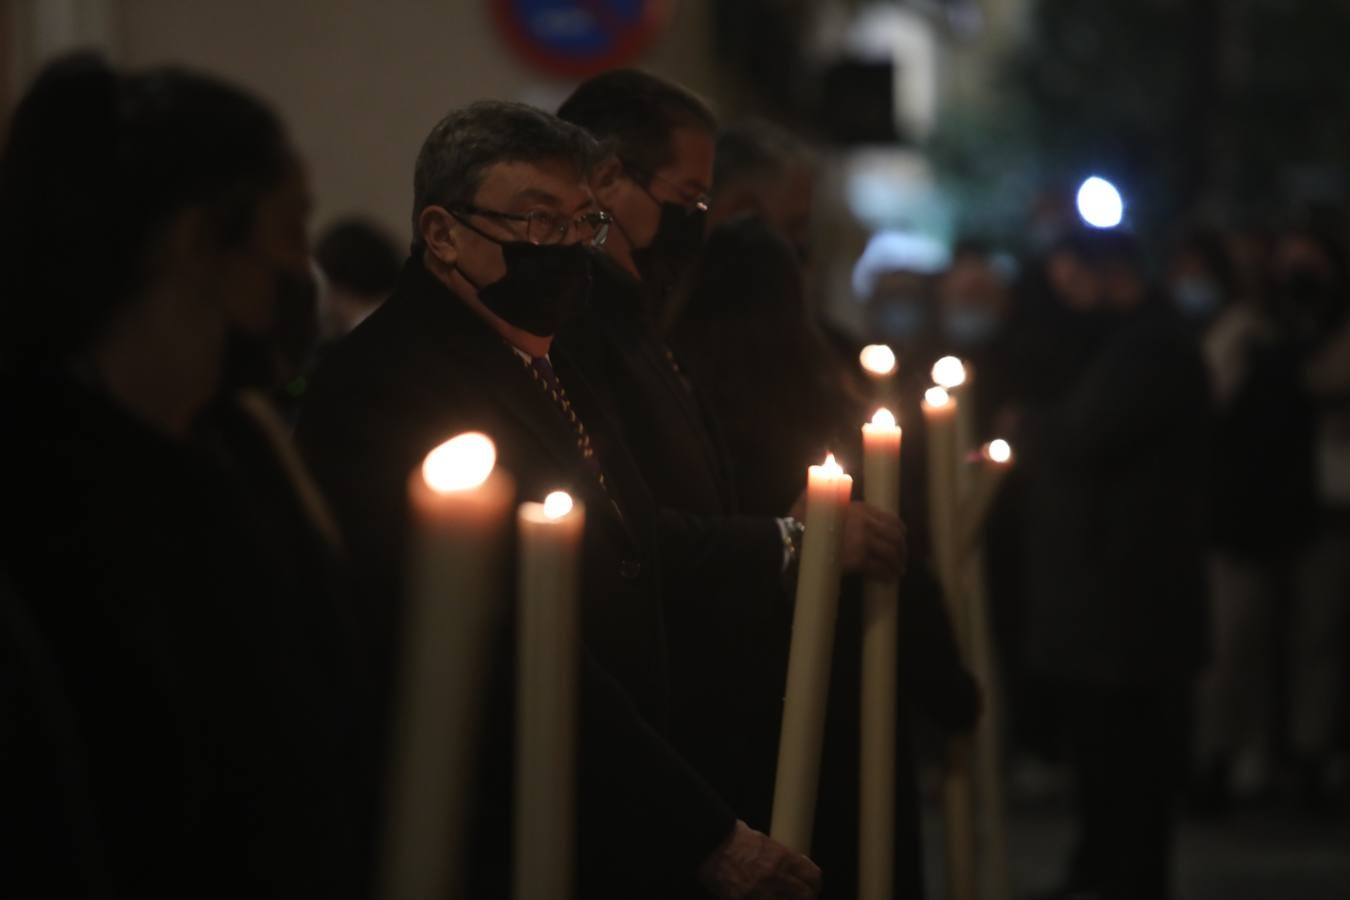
[411,100,597,245]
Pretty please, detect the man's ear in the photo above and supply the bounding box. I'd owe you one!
[419,206,458,266]
[591,155,624,208]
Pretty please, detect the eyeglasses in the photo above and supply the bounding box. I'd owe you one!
[452,205,611,247]
[628,168,711,214]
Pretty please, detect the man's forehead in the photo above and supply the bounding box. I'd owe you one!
[476,159,592,208]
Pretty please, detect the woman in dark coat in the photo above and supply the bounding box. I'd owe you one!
[0,55,372,900]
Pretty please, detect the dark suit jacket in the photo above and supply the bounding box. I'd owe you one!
[0,370,373,900]
[555,258,791,826]
[295,257,735,898]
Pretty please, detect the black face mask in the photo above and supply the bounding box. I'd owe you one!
[631,201,707,293]
[223,266,319,390]
[457,235,593,338]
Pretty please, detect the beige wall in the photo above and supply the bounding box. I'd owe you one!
[101,0,727,245]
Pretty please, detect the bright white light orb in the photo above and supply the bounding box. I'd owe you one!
[820,452,844,476]
[987,439,1013,464]
[870,407,897,428]
[931,355,967,389]
[422,432,496,493]
[924,386,951,408]
[543,491,574,520]
[1076,176,1124,229]
[859,344,898,377]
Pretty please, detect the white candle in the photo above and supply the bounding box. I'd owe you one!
[921,388,977,900]
[860,408,902,900]
[922,386,961,618]
[959,439,1014,558]
[932,355,975,493]
[383,433,514,900]
[962,439,1015,900]
[771,452,853,853]
[514,491,585,900]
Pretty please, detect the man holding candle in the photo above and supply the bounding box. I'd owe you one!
[555,72,910,835]
[296,101,821,900]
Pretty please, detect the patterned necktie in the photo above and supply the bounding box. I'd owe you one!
[522,353,623,522]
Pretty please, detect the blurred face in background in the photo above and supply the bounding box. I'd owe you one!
[1046,247,1100,312]
[173,151,317,387]
[710,162,817,266]
[938,254,1010,348]
[1100,257,1148,312]
[1168,249,1227,321]
[868,269,933,347]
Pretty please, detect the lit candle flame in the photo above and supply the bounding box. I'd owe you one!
[870,407,897,428]
[421,432,496,493]
[931,355,967,389]
[987,438,1013,464]
[923,386,951,408]
[859,344,898,377]
[543,490,574,520]
[821,452,844,475]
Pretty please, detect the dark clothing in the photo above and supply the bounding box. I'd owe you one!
[1053,680,1188,900]
[1016,303,1210,900]
[555,257,790,828]
[671,217,980,898]
[559,256,742,516]
[295,257,736,899]
[0,371,373,900]
[1019,306,1212,686]
[0,576,110,900]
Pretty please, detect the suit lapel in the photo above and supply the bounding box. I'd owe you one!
[398,263,639,546]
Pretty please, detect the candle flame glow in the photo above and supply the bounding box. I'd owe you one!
[931,355,967,389]
[870,407,897,428]
[859,344,897,376]
[821,452,844,475]
[421,432,496,493]
[987,438,1013,464]
[543,490,574,520]
[924,386,951,408]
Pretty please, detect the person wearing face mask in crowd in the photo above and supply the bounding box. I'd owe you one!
[295,100,823,900]
[1267,224,1350,811]
[705,118,819,271]
[553,71,911,847]
[1008,230,1213,900]
[0,54,373,900]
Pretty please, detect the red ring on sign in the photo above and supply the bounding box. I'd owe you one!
[489,0,675,78]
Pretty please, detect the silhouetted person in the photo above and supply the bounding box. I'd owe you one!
[673,217,979,899]
[556,71,909,848]
[1014,231,1211,900]
[0,54,371,900]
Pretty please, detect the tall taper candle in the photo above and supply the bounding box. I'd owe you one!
[922,388,976,900]
[771,453,854,853]
[384,433,514,900]
[922,386,961,613]
[860,408,902,900]
[515,491,585,900]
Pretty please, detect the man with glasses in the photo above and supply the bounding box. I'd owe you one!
[295,100,820,900]
[555,71,909,856]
